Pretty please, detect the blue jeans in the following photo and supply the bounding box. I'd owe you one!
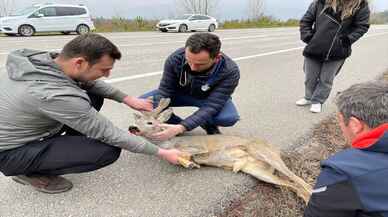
[140,90,240,127]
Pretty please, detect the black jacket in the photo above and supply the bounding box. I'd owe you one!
[157,48,240,131]
[304,124,388,217]
[300,0,370,61]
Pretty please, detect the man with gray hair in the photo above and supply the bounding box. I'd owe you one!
[304,81,388,216]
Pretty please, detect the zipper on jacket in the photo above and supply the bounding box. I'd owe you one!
[324,13,342,61]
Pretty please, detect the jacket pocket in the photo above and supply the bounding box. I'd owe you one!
[328,35,352,60]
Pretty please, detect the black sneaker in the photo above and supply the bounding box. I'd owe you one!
[201,124,221,135]
[12,175,73,194]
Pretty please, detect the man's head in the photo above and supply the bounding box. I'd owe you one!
[56,33,121,81]
[184,33,221,73]
[335,81,388,145]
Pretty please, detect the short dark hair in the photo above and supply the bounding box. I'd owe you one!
[335,81,388,128]
[185,33,221,59]
[60,33,121,65]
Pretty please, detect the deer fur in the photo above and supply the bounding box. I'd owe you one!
[130,98,312,203]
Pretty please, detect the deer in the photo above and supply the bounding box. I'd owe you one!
[129,98,312,203]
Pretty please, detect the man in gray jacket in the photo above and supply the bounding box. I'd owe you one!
[0,33,181,194]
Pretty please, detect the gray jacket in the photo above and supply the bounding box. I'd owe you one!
[0,49,158,155]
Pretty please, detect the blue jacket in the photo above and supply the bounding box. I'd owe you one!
[305,124,388,217]
[156,48,240,131]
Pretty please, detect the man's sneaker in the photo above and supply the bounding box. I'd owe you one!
[310,103,322,113]
[201,124,221,135]
[12,175,73,194]
[296,98,312,106]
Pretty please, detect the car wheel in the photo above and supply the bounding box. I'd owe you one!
[61,31,71,35]
[76,24,90,35]
[18,25,35,37]
[208,24,216,32]
[160,29,168,32]
[178,24,187,33]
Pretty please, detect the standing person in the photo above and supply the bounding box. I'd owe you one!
[0,33,181,194]
[141,33,240,141]
[304,81,388,216]
[296,0,370,113]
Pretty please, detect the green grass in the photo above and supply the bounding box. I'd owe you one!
[370,10,388,24]
[93,16,300,33]
[94,16,158,32]
[221,17,300,29]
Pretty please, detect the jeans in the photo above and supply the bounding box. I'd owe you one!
[304,57,345,104]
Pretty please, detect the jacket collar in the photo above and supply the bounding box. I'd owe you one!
[352,124,388,152]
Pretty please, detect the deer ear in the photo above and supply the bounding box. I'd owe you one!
[133,113,142,120]
[157,108,173,123]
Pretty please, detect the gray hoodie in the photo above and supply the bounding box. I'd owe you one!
[0,49,159,155]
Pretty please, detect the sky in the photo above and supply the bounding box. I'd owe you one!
[4,0,388,20]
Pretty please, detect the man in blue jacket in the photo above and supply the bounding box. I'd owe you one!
[304,81,388,217]
[141,33,240,141]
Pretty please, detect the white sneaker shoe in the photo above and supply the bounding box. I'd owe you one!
[296,98,312,106]
[310,103,322,113]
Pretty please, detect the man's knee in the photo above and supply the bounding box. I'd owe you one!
[96,146,122,167]
[215,114,240,127]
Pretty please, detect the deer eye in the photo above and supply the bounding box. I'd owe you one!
[146,122,153,125]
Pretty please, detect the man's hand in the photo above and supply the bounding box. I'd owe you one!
[123,96,153,112]
[157,148,182,165]
[150,124,186,141]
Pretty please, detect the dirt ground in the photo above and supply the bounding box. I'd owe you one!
[219,115,347,217]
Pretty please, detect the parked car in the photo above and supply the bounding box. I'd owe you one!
[0,3,95,36]
[156,14,218,33]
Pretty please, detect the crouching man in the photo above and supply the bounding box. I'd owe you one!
[304,81,388,216]
[0,34,181,194]
[141,33,240,141]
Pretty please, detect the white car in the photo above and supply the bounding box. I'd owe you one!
[0,3,95,37]
[156,14,218,33]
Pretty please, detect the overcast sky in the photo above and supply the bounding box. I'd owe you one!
[5,0,388,20]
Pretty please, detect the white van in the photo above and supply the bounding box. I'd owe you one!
[0,3,95,36]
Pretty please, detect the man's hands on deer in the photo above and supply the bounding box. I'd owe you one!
[123,96,153,112]
[157,148,183,165]
[150,124,186,141]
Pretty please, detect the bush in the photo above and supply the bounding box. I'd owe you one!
[94,16,158,32]
[221,16,299,29]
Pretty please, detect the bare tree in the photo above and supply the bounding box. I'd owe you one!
[175,0,219,16]
[247,0,265,20]
[0,0,15,17]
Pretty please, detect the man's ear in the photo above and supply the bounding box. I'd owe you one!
[73,57,88,70]
[348,116,365,135]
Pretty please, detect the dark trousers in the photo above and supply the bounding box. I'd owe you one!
[0,93,121,177]
[140,90,240,127]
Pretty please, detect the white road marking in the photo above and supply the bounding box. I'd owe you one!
[104,31,388,84]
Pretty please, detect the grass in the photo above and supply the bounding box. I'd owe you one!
[93,16,299,33]
[219,116,347,217]
[221,17,299,29]
[219,70,388,217]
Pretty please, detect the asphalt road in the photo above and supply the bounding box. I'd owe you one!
[0,26,388,217]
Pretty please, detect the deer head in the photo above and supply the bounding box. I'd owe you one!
[129,98,173,138]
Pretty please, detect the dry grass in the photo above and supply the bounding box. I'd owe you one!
[219,116,347,217]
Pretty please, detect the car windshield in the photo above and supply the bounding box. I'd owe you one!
[9,6,39,16]
[174,15,191,20]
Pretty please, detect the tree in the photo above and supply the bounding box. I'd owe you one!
[0,0,15,17]
[247,0,265,20]
[175,0,219,16]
